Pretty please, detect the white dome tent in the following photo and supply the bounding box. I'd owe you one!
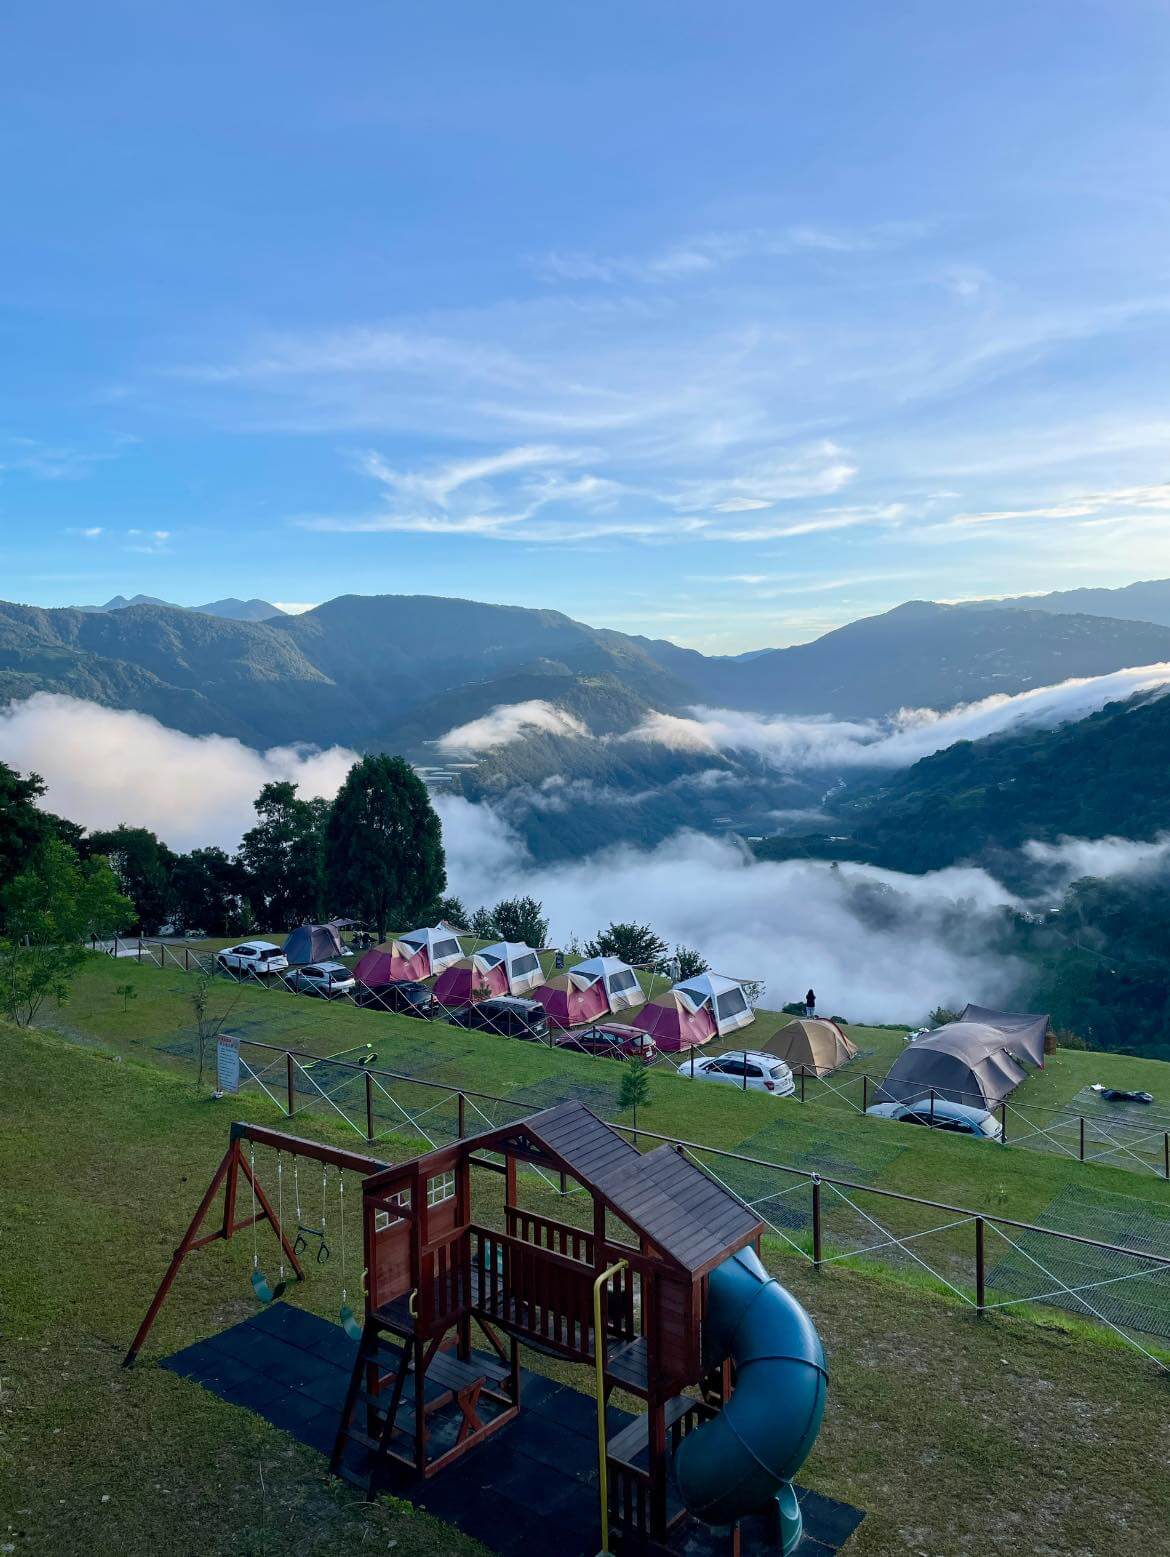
[568,956,643,1013]
[478,941,544,996]
[672,972,755,1037]
[397,925,465,976]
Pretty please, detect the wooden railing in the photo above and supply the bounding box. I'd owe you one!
[506,1206,595,1264]
[472,1225,597,1358]
[418,1228,472,1331]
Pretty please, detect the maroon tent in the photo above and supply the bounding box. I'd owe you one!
[534,973,610,1030]
[633,992,717,1054]
[353,941,428,986]
[432,955,509,1007]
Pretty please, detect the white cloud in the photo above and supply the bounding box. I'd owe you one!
[0,689,1117,1023]
[272,601,318,615]
[624,663,1170,771]
[0,694,358,851]
[438,810,1024,1024]
[437,700,589,752]
[1022,832,1170,885]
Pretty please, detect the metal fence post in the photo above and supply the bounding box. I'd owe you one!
[812,1177,822,1267]
[1000,1100,1008,1144]
[458,1092,466,1140]
[286,1052,295,1118]
[975,1217,986,1314]
[365,1071,374,1143]
[930,1088,936,1127]
[800,1067,806,1104]
[1165,1133,1169,1181]
[185,947,190,972]
[1079,1115,1086,1162]
[862,1074,868,1113]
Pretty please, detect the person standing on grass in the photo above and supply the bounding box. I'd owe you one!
[805,988,816,1018]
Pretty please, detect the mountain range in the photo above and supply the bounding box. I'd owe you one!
[5,591,1170,749]
[5,585,1170,860]
[75,594,285,622]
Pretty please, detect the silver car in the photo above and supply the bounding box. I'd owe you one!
[282,961,356,998]
[866,1097,1003,1139]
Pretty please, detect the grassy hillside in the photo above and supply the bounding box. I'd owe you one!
[5,1020,1170,1556]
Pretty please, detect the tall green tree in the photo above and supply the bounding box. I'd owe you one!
[470,896,549,947]
[170,847,252,936]
[584,921,667,967]
[323,756,446,940]
[0,762,53,884]
[86,825,177,934]
[1,839,132,1026]
[238,781,325,927]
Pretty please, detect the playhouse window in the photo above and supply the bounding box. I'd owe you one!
[427,1170,456,1207]
[374,1188,411,1230]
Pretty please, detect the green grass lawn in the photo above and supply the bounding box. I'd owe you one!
[47,955,1170,1238]
[4,1028,1170,1557]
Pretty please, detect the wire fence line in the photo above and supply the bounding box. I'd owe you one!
[111,935,1170,1187]
[199,1033,1170,1374]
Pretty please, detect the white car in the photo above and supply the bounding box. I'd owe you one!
[216,941,289,977]
[283,961,357,998]
[677,1051,796,1097]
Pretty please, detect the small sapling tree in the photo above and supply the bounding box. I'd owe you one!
[617,1056,652,1146]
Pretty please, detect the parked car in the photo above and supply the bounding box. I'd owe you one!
[447,997,550,1042]
[555,1023,658,1062]
[865,1097,1003,1139]
[282,961,357,998]
[354,979,434,1018]
[216,941,289,977]
[677,1051,796,1096]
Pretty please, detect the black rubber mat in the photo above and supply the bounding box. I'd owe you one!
[163,1304,864,1555]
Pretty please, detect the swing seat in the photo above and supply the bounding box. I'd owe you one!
[339,1302,364,1342]
[251,1268,287,1304]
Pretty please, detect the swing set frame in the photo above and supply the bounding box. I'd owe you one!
[123,1121,388,1367]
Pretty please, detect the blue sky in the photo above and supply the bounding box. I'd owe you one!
[3,0,1169,651]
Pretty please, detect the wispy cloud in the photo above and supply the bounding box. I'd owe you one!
[942,482,1170,529]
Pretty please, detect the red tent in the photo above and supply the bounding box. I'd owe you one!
[353,941,429,986]
[432,955,509,1007]
[633,992,717,1053]
[534,974,610,1029]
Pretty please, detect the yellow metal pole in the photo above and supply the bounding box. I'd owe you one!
[593,1257,628,1556]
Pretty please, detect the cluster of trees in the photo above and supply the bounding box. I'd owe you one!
[17,755,451,942]
[0,764,132,1025]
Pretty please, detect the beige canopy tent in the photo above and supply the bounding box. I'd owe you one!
[763,1018,859,1078]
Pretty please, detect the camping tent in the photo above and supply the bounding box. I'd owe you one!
[633,992,717,1054]
[960,1004,1049,1067]
[673,973,755,1037]
[534,972,610,1029]
[397,925,465,977]
[875,1022,1029,1110]
[569,956,642,1013]
[353,941,428,986]
[432,954,509,1007]
[283,922,347,966]
[478,941,544,996]
[764,1019,859,1078]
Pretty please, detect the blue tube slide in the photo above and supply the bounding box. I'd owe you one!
[673,1246,828,1552]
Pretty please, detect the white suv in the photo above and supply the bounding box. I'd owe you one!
[216,941,289,977]
[677,1051,796,1097]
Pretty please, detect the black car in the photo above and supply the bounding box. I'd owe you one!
[447,996,550,1042]
[354,979,434,1018]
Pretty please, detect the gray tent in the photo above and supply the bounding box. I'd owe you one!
[959,1004,1049,1067]
[875,1022,1029,1111]
[283,922,347,966]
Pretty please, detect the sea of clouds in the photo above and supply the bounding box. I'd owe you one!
[3,681,1168,1023]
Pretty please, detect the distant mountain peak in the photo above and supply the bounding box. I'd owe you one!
[75,594,285,621]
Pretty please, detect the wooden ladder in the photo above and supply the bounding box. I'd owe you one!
[329,1314,412,1501]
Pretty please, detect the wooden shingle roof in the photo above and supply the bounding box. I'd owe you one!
[519,1102,761,1274]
